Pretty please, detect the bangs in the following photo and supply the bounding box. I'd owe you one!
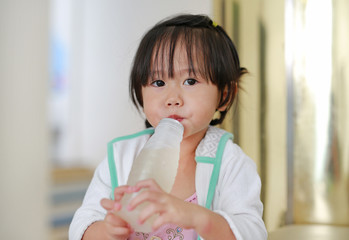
[147,27,214,83]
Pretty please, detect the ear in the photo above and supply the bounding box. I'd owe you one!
[217,82,238,111]
[217,86,229,111]
[217,103,228,112]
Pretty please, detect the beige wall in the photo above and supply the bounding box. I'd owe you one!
[260,0,287,231]
[214,0,287,232]
[215,0,349,233]
[239,0,287,231]
[0,1,50,239]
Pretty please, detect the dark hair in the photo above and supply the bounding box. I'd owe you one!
[130,14,246,127]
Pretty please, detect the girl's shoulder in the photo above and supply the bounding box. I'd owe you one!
[196,126,256,167]
[195,126,233,158]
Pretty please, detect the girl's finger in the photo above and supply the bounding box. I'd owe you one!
[136,194,191,230]
[105,213,134,237]
[105,212,128,226]
[127,189,161,211]
[107,226,132,239]
[100,198,121,211]
[114,185,141,201]
[138,200,164,226]
[152,212,171,231]
[135,178,162,192]
[128,191,171,227]
[113,185,130,201]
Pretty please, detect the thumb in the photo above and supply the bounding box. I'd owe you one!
[100,198,121,212]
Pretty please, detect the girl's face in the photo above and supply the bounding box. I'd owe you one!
[142,44,226,140]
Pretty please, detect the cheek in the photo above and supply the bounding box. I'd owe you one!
[141,93,159,125]
[194,90,220,109]
[141,89,151,108]
[142,94,158,110]
[142,102,154,118]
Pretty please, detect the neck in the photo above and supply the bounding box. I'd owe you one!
[179,127,208,162]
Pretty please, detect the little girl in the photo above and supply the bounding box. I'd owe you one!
[69,14,267,240]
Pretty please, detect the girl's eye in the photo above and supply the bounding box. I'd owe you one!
[184,78,198,86]
[151,80,165,87]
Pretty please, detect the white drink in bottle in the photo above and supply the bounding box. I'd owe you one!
[116,118,184,232]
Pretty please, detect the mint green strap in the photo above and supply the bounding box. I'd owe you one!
[196,132,233,240]
[196,132,233,209]
[107,141,118,200]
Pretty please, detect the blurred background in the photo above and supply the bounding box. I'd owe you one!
[0,0,348,239]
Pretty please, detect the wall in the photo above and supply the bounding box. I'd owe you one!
[0,1,50,239]
[260,0,287,231]
[237,0,287,231]
[213,0,287,231]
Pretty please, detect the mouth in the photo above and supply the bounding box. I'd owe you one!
[167,115,184,122]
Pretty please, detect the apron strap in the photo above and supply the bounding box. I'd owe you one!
[197,132,233,240]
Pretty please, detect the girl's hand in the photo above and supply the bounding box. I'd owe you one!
[97,185,139,240]
[127,179,203,232]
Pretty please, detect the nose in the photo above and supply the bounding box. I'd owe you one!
[166,91,183,107]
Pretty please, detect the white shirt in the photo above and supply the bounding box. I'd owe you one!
[69,126,267,240]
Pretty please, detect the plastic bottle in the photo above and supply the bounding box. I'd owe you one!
[116,118,184,232]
